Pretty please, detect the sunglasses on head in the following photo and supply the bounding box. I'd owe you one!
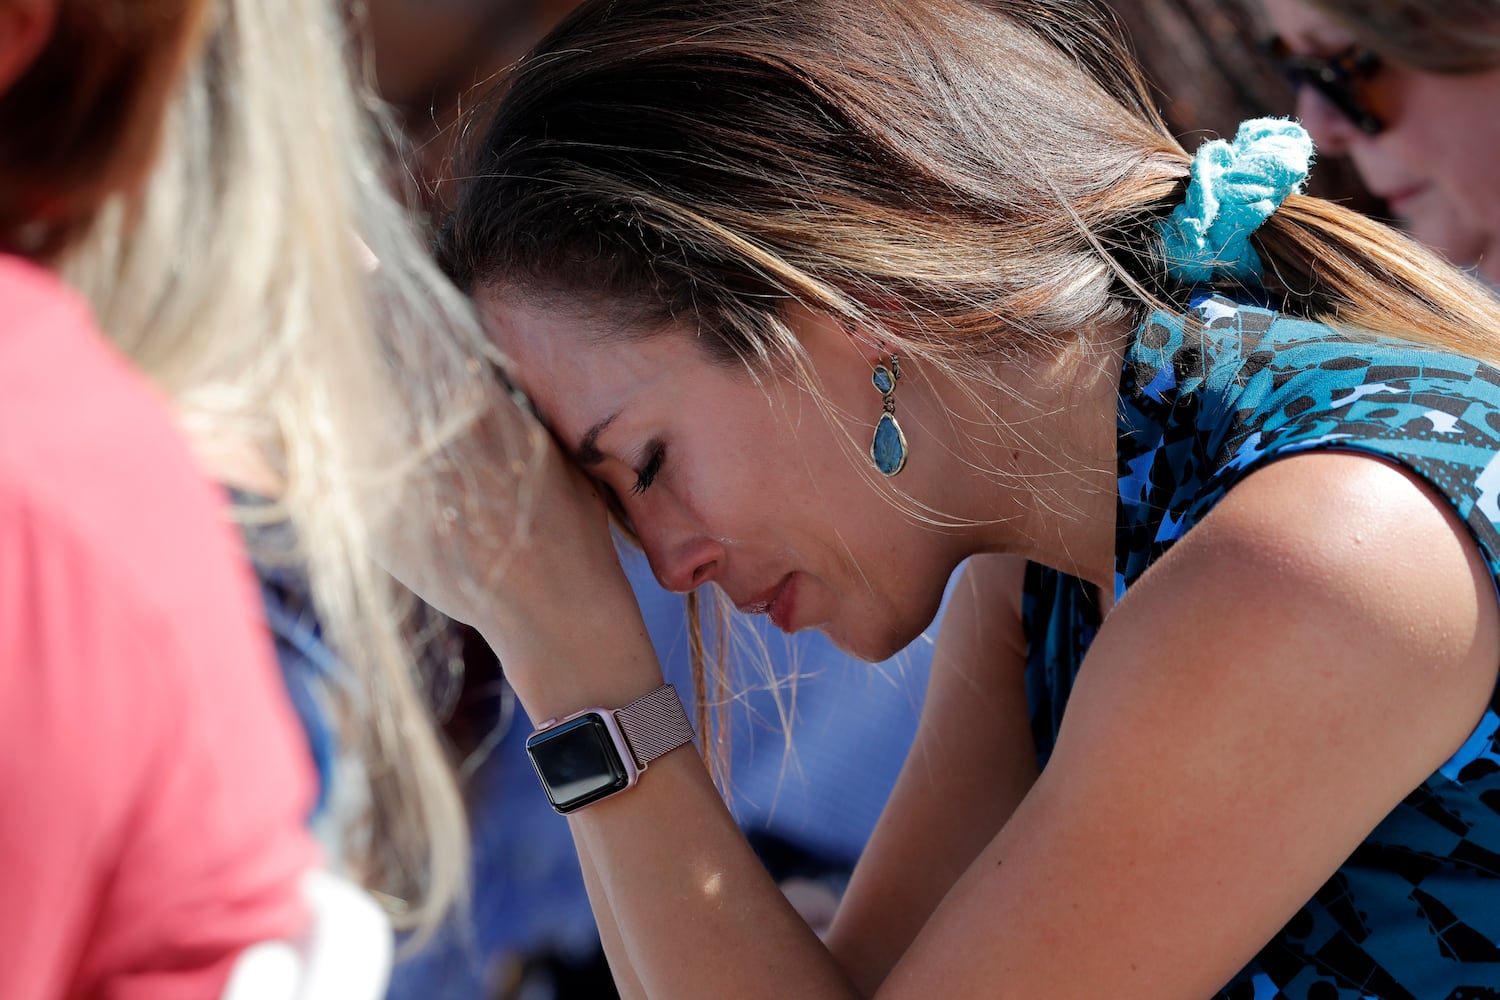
[1263,35,1385,135]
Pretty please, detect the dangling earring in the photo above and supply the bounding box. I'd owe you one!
[870,353,908,477]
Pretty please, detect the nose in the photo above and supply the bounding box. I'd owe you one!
[1294,85,1360,158]
[630,501,725,594]
[650,540,724,593]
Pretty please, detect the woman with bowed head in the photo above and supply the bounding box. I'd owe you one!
[1259,0,1500,284]
[432,0,1500,996]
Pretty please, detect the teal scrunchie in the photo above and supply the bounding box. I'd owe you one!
[1156,117,1314,285]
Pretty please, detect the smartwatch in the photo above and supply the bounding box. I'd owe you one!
[524,683,695,814]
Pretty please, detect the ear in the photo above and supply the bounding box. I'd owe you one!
[835,295,904,366]
[785,300,887,375]
[0,0,57,97]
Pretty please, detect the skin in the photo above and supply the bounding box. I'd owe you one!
[459,285,1500,998]
[0,0,54,96]
[1261,0,1500,282]
[479,294,1121,664]
[354,0,585,218]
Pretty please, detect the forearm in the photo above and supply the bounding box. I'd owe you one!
[827,554,1036,993]
[574,841,647,1000]
[485,596,861,999]
[568,746,863,1000]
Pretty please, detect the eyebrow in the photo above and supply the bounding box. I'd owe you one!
[574,412,620,467]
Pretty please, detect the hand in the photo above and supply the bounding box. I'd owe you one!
[385,391,666,720]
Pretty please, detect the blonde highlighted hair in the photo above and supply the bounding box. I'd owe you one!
[64,0,537,938]
[428,0,1492,764]
[439,0,1500,415]
[1307,0,1500,74]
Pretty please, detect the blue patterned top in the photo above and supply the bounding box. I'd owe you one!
[1024,293,1500,999]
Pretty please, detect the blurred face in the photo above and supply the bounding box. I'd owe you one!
[355,0,586,217]
[1261,0,1500,281]
[2,0,209,256]
[476,292,966,661]
[0,0,55,96]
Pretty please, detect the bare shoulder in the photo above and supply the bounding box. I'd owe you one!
[874,452,1500,998]
[1138,449,1499,691]
[1110,450,1500,736]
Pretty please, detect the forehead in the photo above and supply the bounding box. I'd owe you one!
[473,288,725,433]
[1261,0,1355,47]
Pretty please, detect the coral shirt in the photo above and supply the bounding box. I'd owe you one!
[0,256,318,1000]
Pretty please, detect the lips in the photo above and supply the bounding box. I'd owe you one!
[767,574,797,632]
[736,573,797,632]
[1379,183,1429,215]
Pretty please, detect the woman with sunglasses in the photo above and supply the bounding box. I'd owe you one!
[1261,0,1500,285]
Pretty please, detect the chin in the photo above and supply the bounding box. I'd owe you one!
[1480,250,1500,287]
[1413,218,1490,273]
[821,600,939,664]
[820,627,904,664]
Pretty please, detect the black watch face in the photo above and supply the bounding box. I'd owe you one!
[526,714,630,813]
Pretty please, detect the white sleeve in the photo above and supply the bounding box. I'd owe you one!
[221,870,393,1000]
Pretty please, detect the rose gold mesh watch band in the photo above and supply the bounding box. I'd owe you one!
[615,683,694,769]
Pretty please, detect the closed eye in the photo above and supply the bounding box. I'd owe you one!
[632,442,666,496]
[582,470,635,537]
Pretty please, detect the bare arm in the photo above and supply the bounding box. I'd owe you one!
[826,553,1039,993]
[485,451,1500,998]
[877,452,1500,996]
[574,844,647,1000]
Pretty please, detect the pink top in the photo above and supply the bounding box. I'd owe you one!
[0,256,318,1000]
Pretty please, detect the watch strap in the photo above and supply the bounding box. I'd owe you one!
[615,683,694,769]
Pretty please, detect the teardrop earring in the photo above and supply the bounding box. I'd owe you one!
[870,353,908,477]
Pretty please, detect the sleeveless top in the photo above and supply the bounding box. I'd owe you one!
[1023,294,1500,999]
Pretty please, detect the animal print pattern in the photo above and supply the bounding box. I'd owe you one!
[1024,294,1500,997]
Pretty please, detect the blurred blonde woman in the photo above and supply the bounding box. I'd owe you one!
[63,0,536,960]
[1,1,322,998]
